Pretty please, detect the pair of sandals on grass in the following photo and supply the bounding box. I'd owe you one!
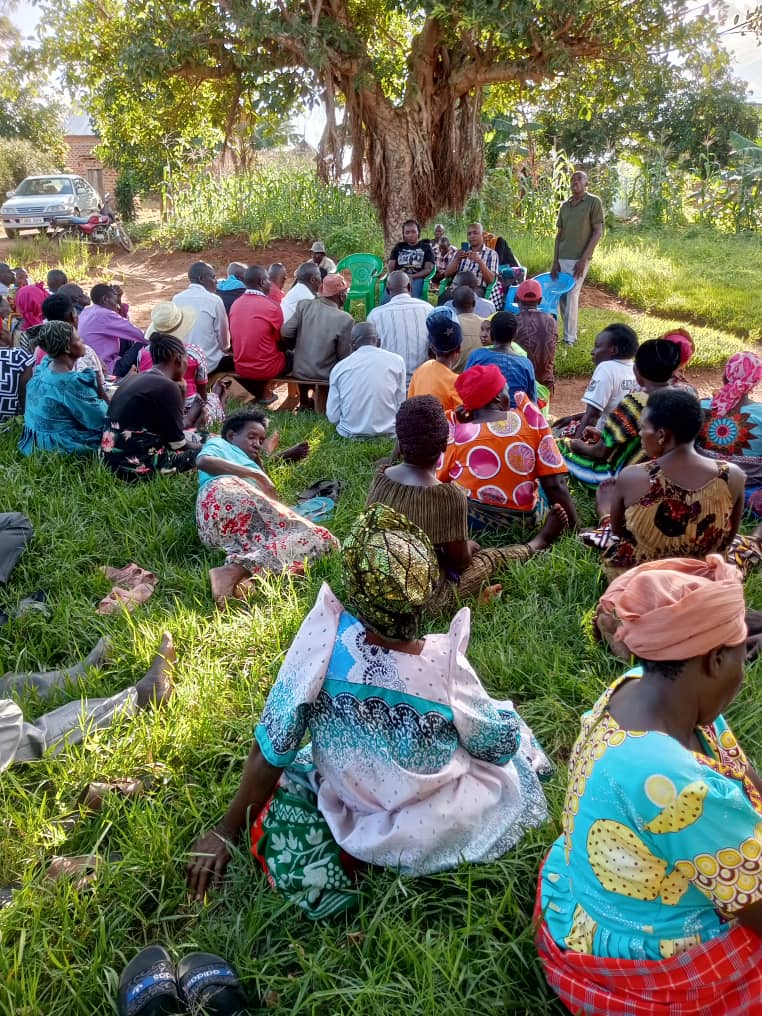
[119,945,248,1015]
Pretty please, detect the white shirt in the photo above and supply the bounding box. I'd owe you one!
[318,256,337,273]
[281,283,315,324]
[582,359,637,421]
[172,283,229,372]
[366,294,433,383]
[327,345,406,438]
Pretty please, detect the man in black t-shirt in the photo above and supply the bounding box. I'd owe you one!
[385,219,434,302]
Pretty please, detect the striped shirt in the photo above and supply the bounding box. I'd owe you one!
[366,294,433,383]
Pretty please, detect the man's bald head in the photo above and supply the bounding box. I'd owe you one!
[227,262,247,281]
[387,270,411,297]
[351,321,379,350]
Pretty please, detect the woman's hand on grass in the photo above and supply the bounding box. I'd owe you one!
[279,441,310,462]
[186,826,232,900]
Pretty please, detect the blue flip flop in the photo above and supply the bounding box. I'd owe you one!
[176,952,249,1014]
[118,945,182,1016]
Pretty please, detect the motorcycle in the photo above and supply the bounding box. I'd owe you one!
[49,193,133,252]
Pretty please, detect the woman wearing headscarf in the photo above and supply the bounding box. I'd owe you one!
[661,327,697,395]
[583,387,762,582]
[558,338,682,487]
[536,555,762,1015]
[697,351,762,513]
[14,283,46,331]
[19,321,107,455]
[437,363,577,532]
[187,504,552,917]
[368,396,570,609]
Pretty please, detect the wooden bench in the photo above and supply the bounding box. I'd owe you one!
[270,377,330,413]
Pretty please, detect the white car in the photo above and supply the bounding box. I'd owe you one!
[2,174,102,238]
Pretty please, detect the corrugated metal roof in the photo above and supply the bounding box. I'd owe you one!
[64,113,97,136]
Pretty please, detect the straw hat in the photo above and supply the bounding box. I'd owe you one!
[145,302,197,340]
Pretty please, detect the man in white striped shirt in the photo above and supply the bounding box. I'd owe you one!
[367,271,433,384]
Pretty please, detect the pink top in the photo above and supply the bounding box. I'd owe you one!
[138,342,208,398]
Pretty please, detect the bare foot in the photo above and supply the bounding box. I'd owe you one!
[478,583,503,603]
[209,564,250,608]
[135,632,175,709]
[527,504,569,553]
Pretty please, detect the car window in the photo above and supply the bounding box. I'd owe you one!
[15,177,74,196]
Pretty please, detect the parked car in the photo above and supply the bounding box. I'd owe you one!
[1,174,101,239]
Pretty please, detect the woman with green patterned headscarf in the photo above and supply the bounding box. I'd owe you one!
[19,321,108,455]
[187,503,552,919]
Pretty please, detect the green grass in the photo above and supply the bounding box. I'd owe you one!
[2,412,762,1014]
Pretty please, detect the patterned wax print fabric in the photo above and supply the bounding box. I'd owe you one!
[100,423,198,481]
[436,391,567,513]
[540,670,762,963]
[196,476,338,575]
[599,461,736,579]
[0,347,33,419]
[559,390,648,487]
[255,583,551,875]
[699,399,762,510]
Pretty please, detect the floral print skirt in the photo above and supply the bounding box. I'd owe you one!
[196,475,339,575]
[101,424,198,481]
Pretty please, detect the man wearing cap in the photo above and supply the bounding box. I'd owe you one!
[515,279,558,394]
[326,322,406,439]
[366,270,433,385]
[281,261,323,324]
[551,170,604,347]
[173,262,231,373]
[309,241,336,278]
[280,273,354,411]
[407,311,462,412]
[216,262,247,316]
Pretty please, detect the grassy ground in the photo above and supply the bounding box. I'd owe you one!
[2,410,762,1015]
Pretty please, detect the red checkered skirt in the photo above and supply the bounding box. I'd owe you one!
[533,870,762,1015]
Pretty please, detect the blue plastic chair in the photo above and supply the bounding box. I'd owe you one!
[533,272,575,316]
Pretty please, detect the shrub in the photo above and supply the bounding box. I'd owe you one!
[114,171,137,222]
[0,138,59,197]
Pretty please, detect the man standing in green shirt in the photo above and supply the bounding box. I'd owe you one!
[551,171,604,347]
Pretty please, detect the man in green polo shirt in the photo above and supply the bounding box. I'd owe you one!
[551,171,604,347]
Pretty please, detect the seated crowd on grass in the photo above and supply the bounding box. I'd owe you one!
[3,186,762,1015]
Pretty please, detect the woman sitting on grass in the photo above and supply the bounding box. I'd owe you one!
[187,504,552,917]
[557,338,681,487]
[100,332,201,481]
[368,395,570,609]
[585,388,761,582]
[537,555,762,1015]
[195,408,338,606]
[437,363,577,532]
[697,351,762,513]
[19,321,107,455]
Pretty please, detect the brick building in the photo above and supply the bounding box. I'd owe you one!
[64,114,117,197]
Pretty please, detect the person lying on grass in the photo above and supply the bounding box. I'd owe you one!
[195,408,338,607]
[367,395,570,609]
[19,321,108,456]
[537,555,762,1016]
[187,504,552,918]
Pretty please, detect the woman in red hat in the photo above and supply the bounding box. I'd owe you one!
[437,363,578,532]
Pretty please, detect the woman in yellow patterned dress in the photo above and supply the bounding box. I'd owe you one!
[536,554,762,1015]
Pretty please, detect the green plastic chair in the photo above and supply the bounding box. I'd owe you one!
[378,265,436,304]
[335,253,384,316]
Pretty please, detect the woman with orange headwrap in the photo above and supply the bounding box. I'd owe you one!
[698,351,762,516]
[536,555,762,1015]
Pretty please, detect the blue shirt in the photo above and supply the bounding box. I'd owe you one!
[464,347,537,406]
[197,434,266,488]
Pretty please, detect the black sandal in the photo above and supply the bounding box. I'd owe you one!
[176,952,248,1014]
[118,945,182,1016]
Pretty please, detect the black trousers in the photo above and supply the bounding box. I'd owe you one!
[0,513,33,584]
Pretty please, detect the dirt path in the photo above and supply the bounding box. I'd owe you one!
[0,234,726,405]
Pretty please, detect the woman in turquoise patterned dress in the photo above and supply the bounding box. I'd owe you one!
[536,555,762,1015]
[187,504,551,918]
